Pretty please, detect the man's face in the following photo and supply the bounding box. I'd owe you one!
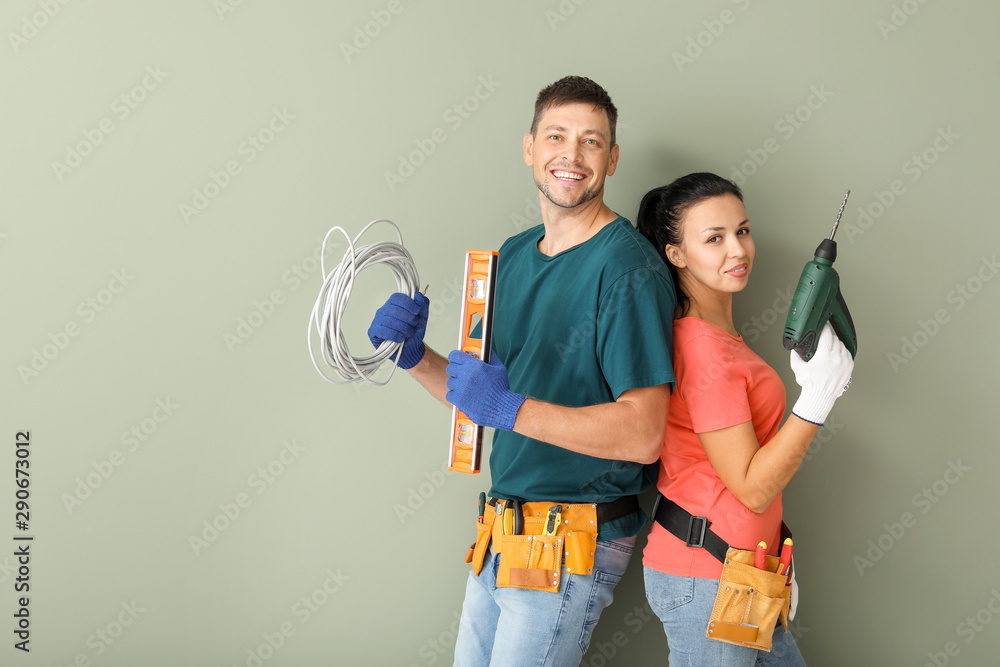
[523,102,619,210]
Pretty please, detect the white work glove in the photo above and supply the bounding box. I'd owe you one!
[789,560,798,621]
[790,323,854,425]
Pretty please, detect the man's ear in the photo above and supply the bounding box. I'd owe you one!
[606,143,619,176]
[523,132,534,166]
[665,244,686,269]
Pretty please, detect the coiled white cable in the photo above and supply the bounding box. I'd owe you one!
[307,219,421,385]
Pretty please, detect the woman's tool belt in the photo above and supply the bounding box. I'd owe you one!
[464,495,638,592]
[653,495,791,652]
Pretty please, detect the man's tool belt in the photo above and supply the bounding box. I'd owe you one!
[464,495,638,592]
[653,495,791,652]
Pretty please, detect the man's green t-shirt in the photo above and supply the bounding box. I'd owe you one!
[488,216,677,540]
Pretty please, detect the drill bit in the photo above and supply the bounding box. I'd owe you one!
[830,189,851,240]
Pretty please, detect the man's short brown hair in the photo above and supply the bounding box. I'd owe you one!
[530,75,618,146]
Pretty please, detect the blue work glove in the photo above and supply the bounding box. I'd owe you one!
[367,292,429,370]
[446,351,526,431]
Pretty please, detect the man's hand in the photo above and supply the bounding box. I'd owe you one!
[367,292,429,370]
[445,351,527,431]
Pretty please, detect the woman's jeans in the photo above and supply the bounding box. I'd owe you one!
[644,567,806,667]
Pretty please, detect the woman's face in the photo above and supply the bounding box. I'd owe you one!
[667,193,755,296]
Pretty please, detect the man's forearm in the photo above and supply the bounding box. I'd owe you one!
[511,385,670,464]
[407,346,450,405]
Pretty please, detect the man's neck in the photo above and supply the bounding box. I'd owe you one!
[536,195,618,256]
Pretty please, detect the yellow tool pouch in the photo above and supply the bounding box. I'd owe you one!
[706,547,792,652]
[464,500,599,592]
[495,533,564,591]
[466,516,493,576]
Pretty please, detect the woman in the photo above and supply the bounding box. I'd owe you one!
[636,173,854,665]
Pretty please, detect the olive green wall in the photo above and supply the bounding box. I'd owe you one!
[3,1,998,665]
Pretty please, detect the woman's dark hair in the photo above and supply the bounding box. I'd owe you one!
[635,172,743,316]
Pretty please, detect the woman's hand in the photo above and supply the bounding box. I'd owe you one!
[789,323,854,426]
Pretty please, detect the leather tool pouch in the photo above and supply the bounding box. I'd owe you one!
[466,500,599,591]
[466,507,495,577]
[706,547,792,652]
[495,533,563,592]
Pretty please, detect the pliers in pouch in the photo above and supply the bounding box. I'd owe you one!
[500,499,523,535]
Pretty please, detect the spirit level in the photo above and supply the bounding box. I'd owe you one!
[447,250,499,474]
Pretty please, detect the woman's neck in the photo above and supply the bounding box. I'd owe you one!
[680,282,737,336]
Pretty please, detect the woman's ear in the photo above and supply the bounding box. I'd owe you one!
[665,244,686,269]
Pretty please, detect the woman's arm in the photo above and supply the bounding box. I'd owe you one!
[700,324,854,513]
[700,416,818,513]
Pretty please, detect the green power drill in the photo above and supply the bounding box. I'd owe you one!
[782,190,858,361]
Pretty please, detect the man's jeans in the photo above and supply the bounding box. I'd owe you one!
[452,536,636,666]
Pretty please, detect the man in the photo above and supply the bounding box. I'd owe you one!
[368,76,676,665]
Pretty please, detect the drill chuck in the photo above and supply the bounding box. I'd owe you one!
[813,238,837,263]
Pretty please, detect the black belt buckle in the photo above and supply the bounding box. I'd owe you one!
[686,515,708,549]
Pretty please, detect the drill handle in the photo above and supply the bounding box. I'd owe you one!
[829,288,858,358]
